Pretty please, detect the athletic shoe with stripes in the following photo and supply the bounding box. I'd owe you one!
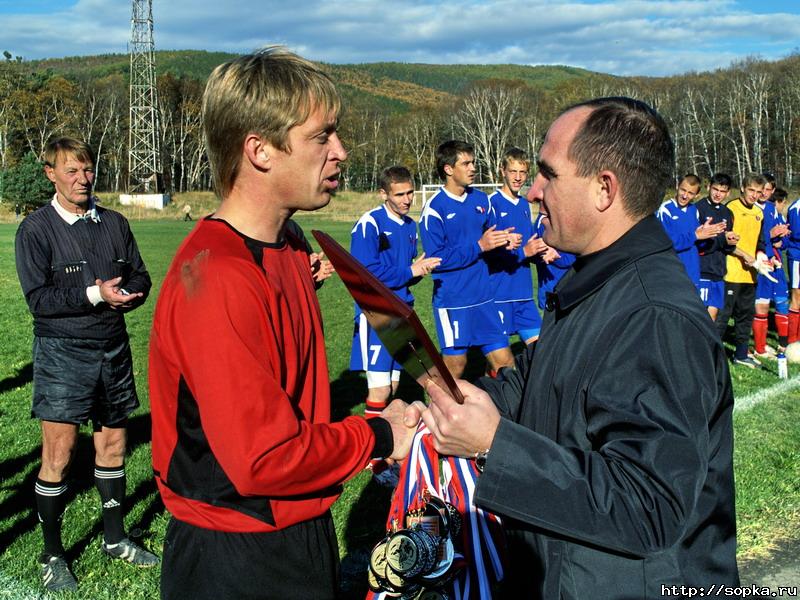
[102,537,159,567]
[40,554,77,592]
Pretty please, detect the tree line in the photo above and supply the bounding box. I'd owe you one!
[1,51,798,207]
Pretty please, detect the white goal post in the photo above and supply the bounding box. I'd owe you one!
[418,183,501,207]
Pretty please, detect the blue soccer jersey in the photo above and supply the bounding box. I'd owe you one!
[656,198,701,286]
[487,189,535,302]
[420,186,495,309]
[786,199,800,262]
[757,200,780,256]
[532,212,576,310]
[350,204,418,305]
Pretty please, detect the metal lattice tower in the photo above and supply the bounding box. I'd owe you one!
[127,0,162,193]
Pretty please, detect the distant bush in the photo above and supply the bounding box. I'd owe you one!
[0,152,52,209]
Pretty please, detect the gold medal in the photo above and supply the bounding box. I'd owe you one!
[386,530,420,575]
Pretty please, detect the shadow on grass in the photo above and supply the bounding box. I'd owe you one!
[339,477,394,599]
[65,477,162,562]
[0,362,33,394]
[0,413,159,557]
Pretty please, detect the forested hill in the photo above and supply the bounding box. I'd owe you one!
[31,50,605,110]
[10,49,797,197]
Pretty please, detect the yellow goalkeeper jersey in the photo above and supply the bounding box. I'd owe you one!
[725,198,764,284]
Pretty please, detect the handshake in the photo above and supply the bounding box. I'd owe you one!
[374,379,502,463]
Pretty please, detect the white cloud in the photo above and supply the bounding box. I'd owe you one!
[1,0,799,75]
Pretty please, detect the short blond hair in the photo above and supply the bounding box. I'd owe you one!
[202,46,341,198]
[43,137,95,168]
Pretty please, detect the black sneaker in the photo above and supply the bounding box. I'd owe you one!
[733,356,760,369]
[40,554,77,592]
[102,537,159,567]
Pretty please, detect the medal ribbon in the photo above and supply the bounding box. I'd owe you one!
[367,423,505,600]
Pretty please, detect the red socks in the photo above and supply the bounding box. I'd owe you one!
[789,309,800,345]
[752,314,768,354]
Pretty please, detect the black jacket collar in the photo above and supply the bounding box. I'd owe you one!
[550,215,672,313]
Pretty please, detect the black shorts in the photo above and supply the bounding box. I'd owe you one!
[31,335,139,426]
[160,514,340,600]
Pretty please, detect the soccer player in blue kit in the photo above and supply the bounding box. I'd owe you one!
[420,140,521,379]
[350,166,441,417]
[488,148,542,344]
[753,173,791,357]
[657,173,726,293]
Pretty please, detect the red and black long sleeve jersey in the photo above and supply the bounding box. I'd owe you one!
[149,218,377,532]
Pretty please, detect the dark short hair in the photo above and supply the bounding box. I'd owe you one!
[762,172,777,187]
[742,173,767,189]
[772,187,788,203]
[710,173,733,189]
[379,165,413,193]
[43,137,95,168]
[565,97,674,218]
[679,173,701,188]
[436,140,473,180]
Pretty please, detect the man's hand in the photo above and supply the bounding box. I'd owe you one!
[523,234,549,258]
[310,251,335,283]
[541,246,561,264]
[478,225,514,252]
[754,251,778,282]
[770,223,790,239]
[96,277,143,309]
[725,231,740,246]
[505,230,523,251]
[379,399,426,461]
[410,253,442,277]
[695,217,726,240]
[420,379,500,458]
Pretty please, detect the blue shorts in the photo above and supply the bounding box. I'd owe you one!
[496,299,541,341]
[433,301,508,356]
[31,335,139,425]
[756,268,788,303]
[349,312,400,375]
[699,279,725,309]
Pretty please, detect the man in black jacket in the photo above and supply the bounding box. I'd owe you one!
[15,137,157,593]
[416,98,739,598]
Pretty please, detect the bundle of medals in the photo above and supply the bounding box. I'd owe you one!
[366,424,505,600]
[368,492,462,599]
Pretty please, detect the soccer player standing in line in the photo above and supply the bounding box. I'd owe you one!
[753,173,791,357]
[487,148,542,345]
[149,48,420,600]
[696,173,738,321]
[349,166,440,484]
[15,137,157,592]
[716,173,769,367]
[785,191,800,344]
[350,166,440,416]
[420,140,520,379]
[657,173,726,294]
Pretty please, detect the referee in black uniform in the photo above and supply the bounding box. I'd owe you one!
[15,137,158,592]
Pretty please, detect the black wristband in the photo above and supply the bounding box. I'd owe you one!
[367,417,393,459]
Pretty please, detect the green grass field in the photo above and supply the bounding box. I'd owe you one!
[1,217,799,599]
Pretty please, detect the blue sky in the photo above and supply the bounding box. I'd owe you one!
[1,0,799,76]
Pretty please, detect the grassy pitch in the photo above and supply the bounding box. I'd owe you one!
[0,217,798,598]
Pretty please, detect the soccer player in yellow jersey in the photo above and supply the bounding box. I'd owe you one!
[715,173,768,368]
